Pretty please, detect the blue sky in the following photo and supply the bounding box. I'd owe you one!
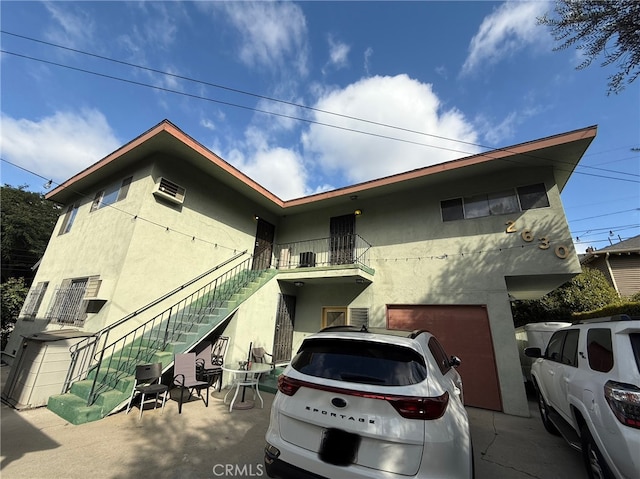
[1,1,638,253]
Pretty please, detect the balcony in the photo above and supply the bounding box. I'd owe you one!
[273,234,374,283]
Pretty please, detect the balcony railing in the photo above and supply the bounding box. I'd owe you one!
[274,234,371,270]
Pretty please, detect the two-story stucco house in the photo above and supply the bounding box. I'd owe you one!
[2,120,597,424]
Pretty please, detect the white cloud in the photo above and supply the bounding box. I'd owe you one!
[207,2,309,76]
[225,127,308,200]
[461,1,551,75]
[326,35,350,71]
[302,74,480,185]
[0,110,120,184]
[43,1,96,49]
[364,47,373,76]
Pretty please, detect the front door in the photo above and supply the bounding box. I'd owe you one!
[330,214,355,265]
[272,294,296,363]
[252,219,275,270]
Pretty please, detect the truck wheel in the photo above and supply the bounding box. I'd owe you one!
[534,383,560,436]
[581,425,613,479]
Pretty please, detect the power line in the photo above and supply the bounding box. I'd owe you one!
[4,48,639,186]
[2,31,639,182]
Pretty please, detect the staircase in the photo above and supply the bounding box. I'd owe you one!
[47,256,277,425]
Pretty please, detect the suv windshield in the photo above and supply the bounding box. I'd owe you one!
[291,338,427,386]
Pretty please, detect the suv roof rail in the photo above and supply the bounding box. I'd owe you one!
[317,325,427,338]
[573,314,632,324]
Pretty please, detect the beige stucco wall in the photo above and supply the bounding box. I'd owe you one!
[5,155,274,359]
[6,149,580,418]
[278,167,579,416]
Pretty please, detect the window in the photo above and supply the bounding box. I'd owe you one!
[561,330,579,367]
[587,329,614,372]
[292,338,427,386]
[488,190,519,215]
[91,176,133,212]
[463,194,490,219]
[440,183,549,222]
[58,203,79,235]
[20,281,49,319]
[46,276,101,326]
[545,330,566,363]
[428,337,452,375]
[517,184,550,210]
[441,198,464,221]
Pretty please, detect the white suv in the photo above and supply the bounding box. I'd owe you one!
[264,326,473,478]
[526,315,640,479]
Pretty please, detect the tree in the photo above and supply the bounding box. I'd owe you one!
[512,267,620,326]
[539,0,640,94]
[1,277,29,350]
[1,184,61,284]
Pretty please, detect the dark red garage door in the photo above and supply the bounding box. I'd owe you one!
[388,304,502,411]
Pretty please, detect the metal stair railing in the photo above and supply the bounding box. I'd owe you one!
[86,255,266,405]
[62,250,263,405]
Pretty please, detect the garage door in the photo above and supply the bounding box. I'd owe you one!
[388,305,502,411]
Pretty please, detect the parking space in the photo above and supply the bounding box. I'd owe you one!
[1,378,586,479]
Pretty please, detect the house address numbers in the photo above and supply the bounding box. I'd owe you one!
[505,220,569,259]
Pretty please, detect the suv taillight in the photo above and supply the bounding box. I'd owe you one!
[277,375,449,419]
[278,375,302,396]
[387,392,449,420]
[604,380,640,429]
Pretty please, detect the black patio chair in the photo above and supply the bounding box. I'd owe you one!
[125,363,168,420]
[196,336,228,392]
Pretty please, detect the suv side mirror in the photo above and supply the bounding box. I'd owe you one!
[524,347,542,358]
[449,356,461,368]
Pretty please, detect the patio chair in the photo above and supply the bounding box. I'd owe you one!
[252,347,275,370]
[196,336,228,391]
[173,352,209,414]
[125,363,168,420]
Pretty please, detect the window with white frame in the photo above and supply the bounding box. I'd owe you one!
[90,176,133,212]
[441,183,549,222]
[20,281,49,320]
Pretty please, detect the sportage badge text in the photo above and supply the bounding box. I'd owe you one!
[305,406,375,424]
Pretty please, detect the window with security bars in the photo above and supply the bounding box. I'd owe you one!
[20,281,49,320]
[46,276,101,326]
[349,308,369,329]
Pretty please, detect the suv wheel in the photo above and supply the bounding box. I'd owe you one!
[581,425,613,479]
[534,383,559,436]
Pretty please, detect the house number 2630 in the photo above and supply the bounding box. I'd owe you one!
[505,221,568,259]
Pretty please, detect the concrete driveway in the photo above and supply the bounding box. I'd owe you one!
[1,383,585,478]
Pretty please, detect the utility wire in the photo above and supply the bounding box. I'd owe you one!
[1,30,639,181]
[3,48,639,185]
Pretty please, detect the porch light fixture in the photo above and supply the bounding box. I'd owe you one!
[354,209,362,216]
[293,281,305,287]
[356,278,366,284]
[350,195,358,200]
[254,215,260,220]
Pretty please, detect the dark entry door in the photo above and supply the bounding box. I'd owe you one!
[252,219,275,270]
[329,214,355,265]
[272,294,296,363]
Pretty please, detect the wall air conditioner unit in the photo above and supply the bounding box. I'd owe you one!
[153,177,186,205]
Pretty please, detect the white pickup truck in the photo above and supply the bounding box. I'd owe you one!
[525,315,640,479]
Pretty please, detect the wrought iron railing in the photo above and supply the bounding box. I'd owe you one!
[63,251,261,405]
[273,234,371,270]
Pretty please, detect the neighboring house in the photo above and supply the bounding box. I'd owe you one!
[580,235,640,298]
[2,120,597,422]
